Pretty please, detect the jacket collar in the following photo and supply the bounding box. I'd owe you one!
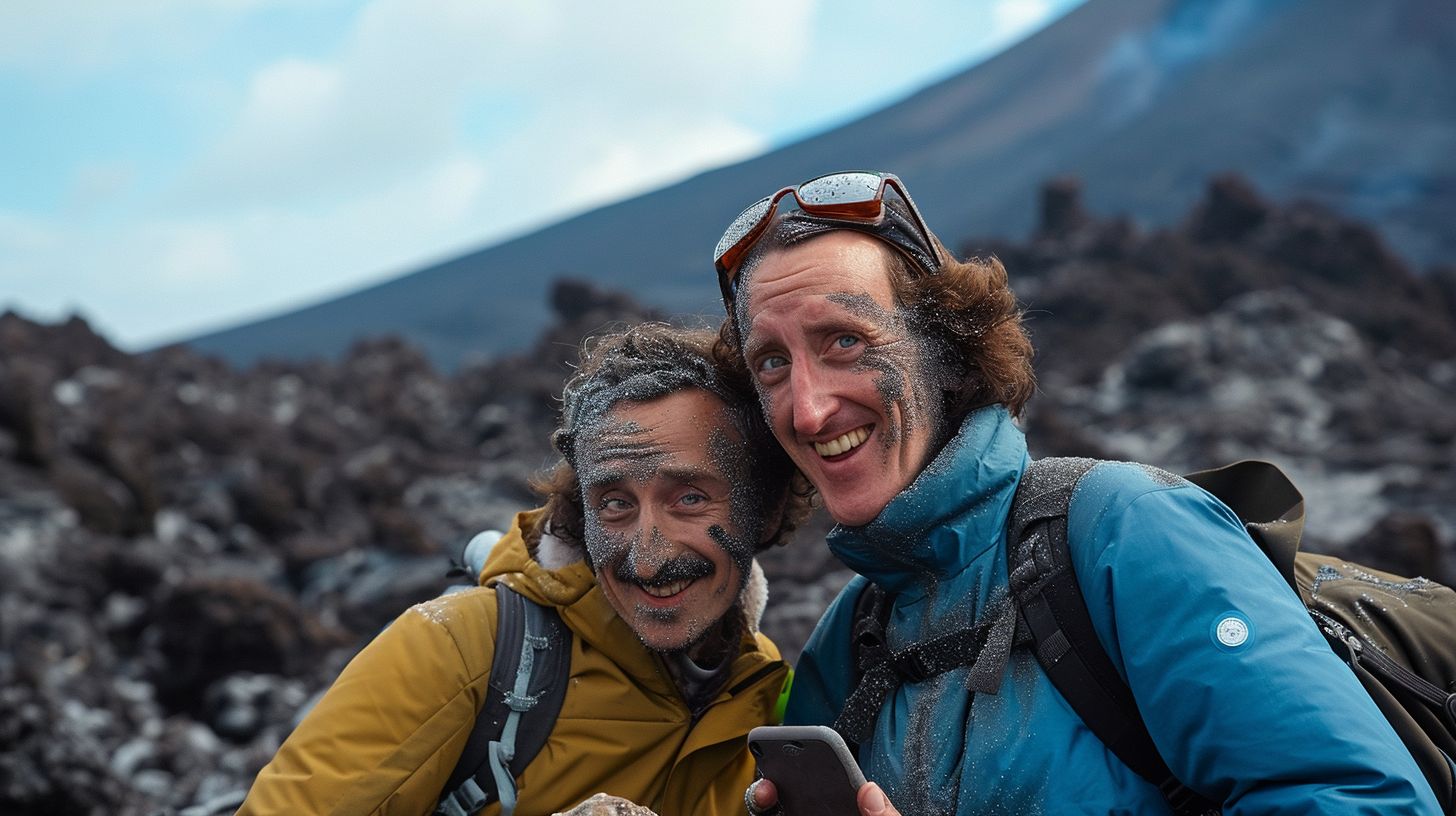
[825,406,1028,598]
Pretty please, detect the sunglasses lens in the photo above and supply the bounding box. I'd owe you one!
[798,172,883,205]
[715,196,774,264]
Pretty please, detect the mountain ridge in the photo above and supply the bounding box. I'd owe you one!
[182,0,1456,368]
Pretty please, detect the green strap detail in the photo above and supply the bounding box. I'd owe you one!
[772,668,794,724]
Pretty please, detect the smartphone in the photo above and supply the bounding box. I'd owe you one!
[748,725,866,816]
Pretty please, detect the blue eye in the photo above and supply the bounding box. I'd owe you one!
[758,355,788,372]
[835,335,860,349]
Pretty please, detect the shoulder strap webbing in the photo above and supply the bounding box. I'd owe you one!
[435,584,570,816]
[835,581,1023,745]
[1009,458,1218,816]
[836,581,889,752]
[849,581,892,689]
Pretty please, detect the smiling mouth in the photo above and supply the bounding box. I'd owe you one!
[813,425,871,458]
[640,579,694,598]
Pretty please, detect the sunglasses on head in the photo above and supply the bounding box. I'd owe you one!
[712,171,941,307]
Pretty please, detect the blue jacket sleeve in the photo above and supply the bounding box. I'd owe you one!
[1068,468,1439,814]
[784,576,867,730]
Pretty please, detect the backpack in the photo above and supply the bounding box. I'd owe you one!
[434,534,572,816]
[838,459,1456,815]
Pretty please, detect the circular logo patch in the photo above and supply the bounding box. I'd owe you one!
[1211,612,1253,652]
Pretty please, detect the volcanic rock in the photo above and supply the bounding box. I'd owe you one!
[0,182,1452,813]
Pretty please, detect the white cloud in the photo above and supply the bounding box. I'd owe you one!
[2,145,497,348]
[250,58,341,121]
[556,116,768,215]
[173,59,354,206]
[67,161,139,214]
[165,0,817,230]
[991,0,1056,43]
[418,155,489,225]
[0,211,63,255]
[0,0,306,75]
[168,1,548,209]
[159,226,242,284]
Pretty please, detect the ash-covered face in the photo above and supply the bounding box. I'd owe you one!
[576,388,764,657]
[739,231,949,527]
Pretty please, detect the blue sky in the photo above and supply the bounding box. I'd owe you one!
[1,0,1084,350]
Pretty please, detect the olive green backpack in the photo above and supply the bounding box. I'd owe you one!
[1193,460,1456,812]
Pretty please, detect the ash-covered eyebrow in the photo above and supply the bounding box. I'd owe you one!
[826,291,894,318]
[747,309,882,361]
[581,461,723,490]
[581,468,630,490]
[654,465,723,485]
[742,334,771,364]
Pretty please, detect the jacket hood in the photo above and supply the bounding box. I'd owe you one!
[826,406,1028,597]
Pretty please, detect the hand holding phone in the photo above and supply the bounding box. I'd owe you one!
[748,725,866,816]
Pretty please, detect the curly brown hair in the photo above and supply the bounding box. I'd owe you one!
[531,322,811,555]
[715,215,1036,425]
[883,248,1036,419]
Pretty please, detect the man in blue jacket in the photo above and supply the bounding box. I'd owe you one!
[712,171,1438,814]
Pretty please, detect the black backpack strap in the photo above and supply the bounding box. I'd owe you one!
[835,582,1023,745]
[836,581,892,750]
[1009,458,1218,816]
[435,584,570,816]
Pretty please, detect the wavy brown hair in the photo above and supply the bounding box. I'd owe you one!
[883,248,1036,419]
[715,216,1036,425]
[531,322,811,555]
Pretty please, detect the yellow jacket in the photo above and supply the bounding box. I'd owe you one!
[240,509,790,816]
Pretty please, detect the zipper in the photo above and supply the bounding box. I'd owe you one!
[1314,610,1455,717]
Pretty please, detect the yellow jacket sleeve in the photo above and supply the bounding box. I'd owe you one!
[239,595,495,816]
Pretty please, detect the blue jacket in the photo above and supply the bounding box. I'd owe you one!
[787,406,1437,815]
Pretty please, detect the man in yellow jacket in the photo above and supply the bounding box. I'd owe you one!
[239,324,806,816]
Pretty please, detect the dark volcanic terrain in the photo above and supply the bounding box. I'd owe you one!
[2,177,1454,814]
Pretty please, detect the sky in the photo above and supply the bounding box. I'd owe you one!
[1,0,1085,351]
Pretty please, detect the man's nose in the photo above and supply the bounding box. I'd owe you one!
[629,521,675,578]
[790,361,839,437]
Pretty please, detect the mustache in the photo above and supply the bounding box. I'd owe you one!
[611,551,715,586]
